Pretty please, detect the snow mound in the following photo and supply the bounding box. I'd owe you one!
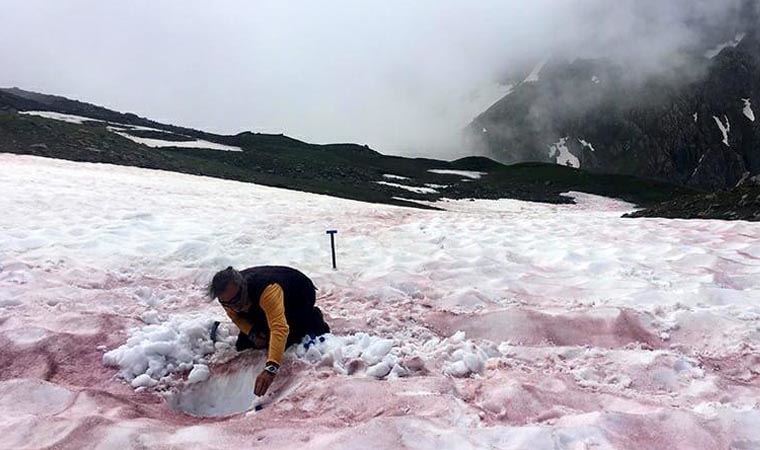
[291,331,493,379]
[103,315,235,387]
[166,330,494,418]
[104,313,495,397]
[187,364,211,384]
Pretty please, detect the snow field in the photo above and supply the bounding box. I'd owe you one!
[1,154,760,449]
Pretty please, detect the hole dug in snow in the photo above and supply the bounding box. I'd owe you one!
[167,362,258,418]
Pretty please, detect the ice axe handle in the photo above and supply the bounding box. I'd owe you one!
[210,321,220,342]
[326,230,338,270]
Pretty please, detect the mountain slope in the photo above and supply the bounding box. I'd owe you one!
[0,87,690,209]
[469,22,760,191]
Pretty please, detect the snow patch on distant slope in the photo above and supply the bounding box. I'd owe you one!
[390,196,431,206]
[20,110,103,124]
[690,153,708,179]
[376,181,438,194]
[19,110,242,152]
[591,76,600,84]
[21,110,167,133]
[524,57,549,83]
[704,32,746,58]
[712,115,731,147]
[549,137,580,168]
[108,127,242,152]
[742,99,755,122]
[382,174,410,181]
[578,139,596,152]
[427,170,486,179]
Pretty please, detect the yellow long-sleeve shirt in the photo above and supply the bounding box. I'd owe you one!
[224,283,290,365]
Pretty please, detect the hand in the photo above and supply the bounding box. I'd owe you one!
[254,370,275,396]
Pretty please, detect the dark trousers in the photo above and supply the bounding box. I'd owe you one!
[235,306,330,351]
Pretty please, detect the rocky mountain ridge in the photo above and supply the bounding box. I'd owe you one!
[468,6,760,191]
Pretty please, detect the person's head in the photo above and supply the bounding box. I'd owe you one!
[208,266,248,311]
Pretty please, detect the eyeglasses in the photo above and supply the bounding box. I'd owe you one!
[219,289,245,311]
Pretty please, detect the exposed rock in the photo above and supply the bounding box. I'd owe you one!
[624,185,760,221]
[468,8,760,191]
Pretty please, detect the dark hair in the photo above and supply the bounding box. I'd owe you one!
[207,266,243,300]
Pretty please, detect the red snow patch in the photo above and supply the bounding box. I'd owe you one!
[697,350,760,385]
[597,410,727,450]
[460,370,660,426]
[426,307,663,349]
[0,314,128,385]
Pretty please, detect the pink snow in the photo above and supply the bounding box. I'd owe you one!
[1,154,759,449]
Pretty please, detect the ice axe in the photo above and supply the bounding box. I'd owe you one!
[326,229,338,270]
[209,320,221,342]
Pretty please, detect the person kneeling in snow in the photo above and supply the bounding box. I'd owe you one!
[208,266,330,396]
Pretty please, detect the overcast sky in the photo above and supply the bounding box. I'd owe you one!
[0,0,746,158]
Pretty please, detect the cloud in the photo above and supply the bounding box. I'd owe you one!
[0,0,751,159]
